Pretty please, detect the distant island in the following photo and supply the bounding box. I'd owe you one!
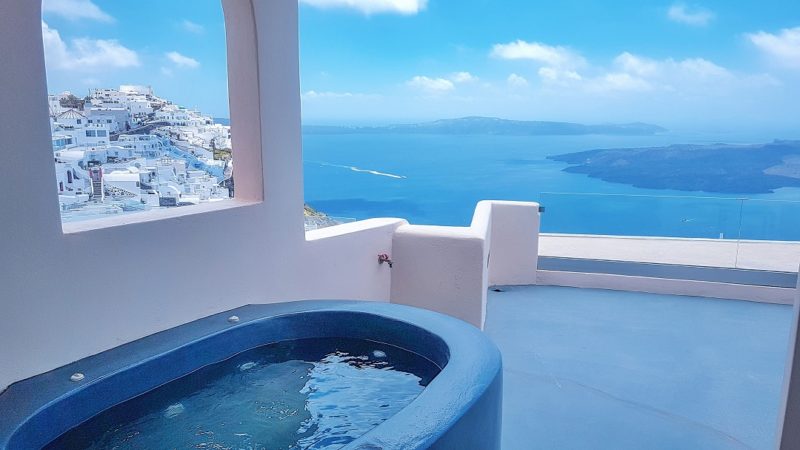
[550,140,800,194]
[304,116,667,136]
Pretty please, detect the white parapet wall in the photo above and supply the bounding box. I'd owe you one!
[538,233,799,304]
[390,201,541,329]
[304,218,408,301]
[0,0,406,392]
[537,271,795,304]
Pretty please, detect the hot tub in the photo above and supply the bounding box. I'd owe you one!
[0,301,502,449]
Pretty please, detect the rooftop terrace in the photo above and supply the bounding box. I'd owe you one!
[2,1,800,448]
[486,286,792,450]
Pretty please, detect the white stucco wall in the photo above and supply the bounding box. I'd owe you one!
[390,201,541,329]
[391,223,490,328]
[1,0,793,396]
[0,0,397,391]
[305,218,408,300]
[487,201,540,286]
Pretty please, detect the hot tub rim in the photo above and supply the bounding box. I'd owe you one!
[0,300,502,450]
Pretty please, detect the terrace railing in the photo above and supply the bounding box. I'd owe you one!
[538,192,800,273]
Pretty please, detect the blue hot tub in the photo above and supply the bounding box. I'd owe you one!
[0,301,502,449]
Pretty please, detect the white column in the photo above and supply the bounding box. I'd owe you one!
[389,200,541,329]
[487,201,540,286]
[777,266,800,449]
[390,224,490,328]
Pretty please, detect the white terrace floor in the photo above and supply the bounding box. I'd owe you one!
[484,286,793,450]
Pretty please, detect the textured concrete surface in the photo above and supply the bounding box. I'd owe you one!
[485,286,793,449]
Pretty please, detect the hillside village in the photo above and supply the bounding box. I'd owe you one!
[49,85,233,221]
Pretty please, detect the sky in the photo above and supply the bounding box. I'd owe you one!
[42,0,229,116]
[42,0,800,131]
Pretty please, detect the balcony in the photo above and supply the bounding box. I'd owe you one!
[2,1,799,449]
[486,286,791,449]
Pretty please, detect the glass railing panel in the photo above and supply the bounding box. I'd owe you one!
[538,192,800,274]
[738,199,800,242]
[539,192,744,239]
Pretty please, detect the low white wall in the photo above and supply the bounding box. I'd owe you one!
[304,219,407,301]
[541,233,800,272]
[537,270,795,304]
[538,233,800,303]
[390,225,489,328]
[390,201,541,329]
[0,0,398,391]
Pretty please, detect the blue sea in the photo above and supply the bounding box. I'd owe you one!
[303,131,800,241]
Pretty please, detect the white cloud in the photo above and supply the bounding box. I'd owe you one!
[667,3,715,26]
[507,73,529,88]
[181,20,205,34]
[614,52,660,77]
[579,52,746,93]
[747,27,800,69]
[407,76,455,93]
[42,21,139,70]
[538,67,582,83]
[307,40,793,128]
[166,51,200,69]
[591,72,653,92]
[42,0,114,22]
[677,58,730,77]
[492,40,587,84]
[613,52,730,80]
[491,40,586,69]
[450,72,478,83]
[303,90,372,99]
[299,0,427,15]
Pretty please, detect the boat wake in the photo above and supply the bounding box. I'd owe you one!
[311,161,406,179]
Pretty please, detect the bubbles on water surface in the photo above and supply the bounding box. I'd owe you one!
[163,403,185,419]
[238,361,258,371]
[44,338,440,450]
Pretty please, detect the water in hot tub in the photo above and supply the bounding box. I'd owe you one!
[45,338,441,449]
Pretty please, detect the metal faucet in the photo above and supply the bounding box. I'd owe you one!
[378,253,393,268]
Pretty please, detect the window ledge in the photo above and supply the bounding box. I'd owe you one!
[61,199,261,234]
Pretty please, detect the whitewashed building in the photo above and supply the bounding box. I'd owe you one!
[103,169,142,200]
[51,134,75,151]
[85,111,119,133]
[156,106,191,126]
[55,109,86,128]
[86,107,131,130]
[120,85,153,97]
[117,135,166,159]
